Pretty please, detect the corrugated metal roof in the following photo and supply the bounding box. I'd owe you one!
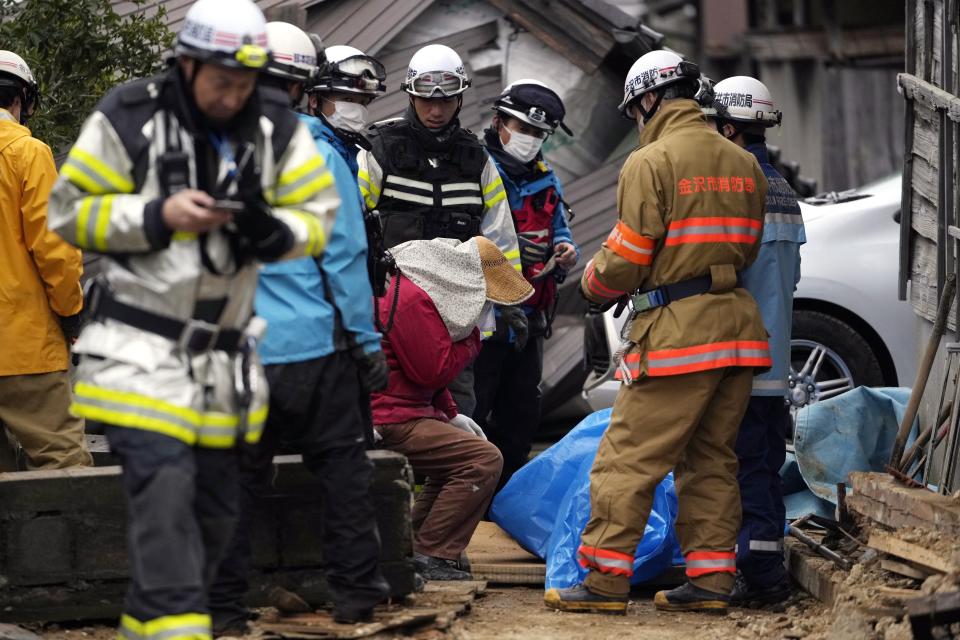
[556,156,624,306]
[112,0,307,34]
[306,0,435,55]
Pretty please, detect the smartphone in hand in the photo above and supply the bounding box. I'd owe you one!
[211,199,246,213]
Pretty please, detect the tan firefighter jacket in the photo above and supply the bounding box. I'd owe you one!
[48,71,338,448]
[581,99,770,380]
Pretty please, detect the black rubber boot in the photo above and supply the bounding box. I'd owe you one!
[654,581,730,614]
[414,552,473,581]
[543,584,628,615]
[730,572,792,608]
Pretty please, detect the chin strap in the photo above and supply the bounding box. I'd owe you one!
[635,88,666,124]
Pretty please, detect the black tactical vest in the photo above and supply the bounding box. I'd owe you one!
[368,118,487,248]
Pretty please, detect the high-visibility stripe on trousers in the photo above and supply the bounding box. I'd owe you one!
[577,545,634,577]
[685,550,736,577]
[119,612,211,640]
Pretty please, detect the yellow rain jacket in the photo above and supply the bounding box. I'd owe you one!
[0,109,82,375]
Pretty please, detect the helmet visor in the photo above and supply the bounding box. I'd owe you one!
[333,55,386,81]
[406,71,468,98]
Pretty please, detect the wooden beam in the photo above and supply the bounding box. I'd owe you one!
[746,26,904,61]
[881,557,936,580]
[868,531,955,574]
[784,538,843,605]
[899,73,960,124]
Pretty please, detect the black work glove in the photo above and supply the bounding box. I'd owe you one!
[352,346,390,393]
[231,192,294,261]
[499,305,529,352]
[59,313,82,343]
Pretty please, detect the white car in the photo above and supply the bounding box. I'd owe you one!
[582,174,916,412]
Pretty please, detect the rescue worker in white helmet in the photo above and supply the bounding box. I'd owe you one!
[0,50,91,470]
[544,49,770,615]
[209,23,389,631]
[306,44,386,174]
[356,43,524,418]
[47,1,339,638]
[704,76,805,607]
[473,79,580,494]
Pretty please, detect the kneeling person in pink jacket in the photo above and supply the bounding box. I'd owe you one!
[372,236,533,580]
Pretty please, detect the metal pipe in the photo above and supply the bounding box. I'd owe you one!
[788,525,852,571]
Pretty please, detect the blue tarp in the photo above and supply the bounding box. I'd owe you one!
[785,386,915,518]
[490,409,681,588]
[490,386,916,588]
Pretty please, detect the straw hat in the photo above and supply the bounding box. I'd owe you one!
[476,237,534,305]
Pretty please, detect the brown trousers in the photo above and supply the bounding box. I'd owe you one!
[582,367,753,598]
[375,418,502,560]
[0,371,92,471]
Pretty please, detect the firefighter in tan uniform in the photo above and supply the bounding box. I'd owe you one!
[544,50,770,615]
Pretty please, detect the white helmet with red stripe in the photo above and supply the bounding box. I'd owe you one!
[710,76,782,127]
[176,0,270,71]
[618,49,699,116]
[264,22,318,82]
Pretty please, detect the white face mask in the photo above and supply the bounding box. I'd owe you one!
[324,98,369,133]
[502,127,544,163]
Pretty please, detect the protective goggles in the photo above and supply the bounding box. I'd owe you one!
[312,55,386,93]
[404,71,470,98]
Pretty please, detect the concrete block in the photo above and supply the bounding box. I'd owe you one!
[0,452,416,622]
[3,516,73,585]
[848,471,960,536]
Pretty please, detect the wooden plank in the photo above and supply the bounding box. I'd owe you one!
[868,532,955,573]
[471,562,545,585]
[881,557,936,580]
[900,73,960,123]
[848,472,960,536]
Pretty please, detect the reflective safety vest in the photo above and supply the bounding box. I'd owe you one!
[367,118,488,248]
[48,69,339,448]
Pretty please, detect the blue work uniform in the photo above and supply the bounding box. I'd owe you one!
[735,142,806,589]
[473,148,579,493]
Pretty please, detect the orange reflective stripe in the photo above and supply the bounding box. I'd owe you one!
[577,545,634,577]
[685,550,736,577]
[583,262,628,301]
[606,221,655,265]
[614,352,642,381]
[647,340,771,376]
[665,216,761,246]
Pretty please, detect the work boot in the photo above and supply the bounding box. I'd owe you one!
[654,581,730,614]
[333,603,375,625]
[543,584,628,615]
[414,552,473,580]
[730,572,792,608]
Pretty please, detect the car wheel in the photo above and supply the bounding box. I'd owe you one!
[789,309,885,410]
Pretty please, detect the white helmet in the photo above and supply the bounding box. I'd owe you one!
[402,44,470,98]
[264,22,318,82]
[176,0,270,71]
[618,49,700,117]
[709,76,782,127]
[0,50,39,114]
[308,45,386,97]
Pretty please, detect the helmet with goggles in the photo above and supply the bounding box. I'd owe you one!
[493,79,573,136]
[0,51,40,118]
[618,50,700,121]
[308,45,386,97]
[175,0,270,71]
[264,22,318,83]
[402,44,470,99]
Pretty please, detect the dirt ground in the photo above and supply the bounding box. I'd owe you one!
[448,585,826,640]
[29,585,825,640]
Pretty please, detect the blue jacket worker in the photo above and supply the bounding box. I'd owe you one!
[705,76,805,607]
[209,23,390,632]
